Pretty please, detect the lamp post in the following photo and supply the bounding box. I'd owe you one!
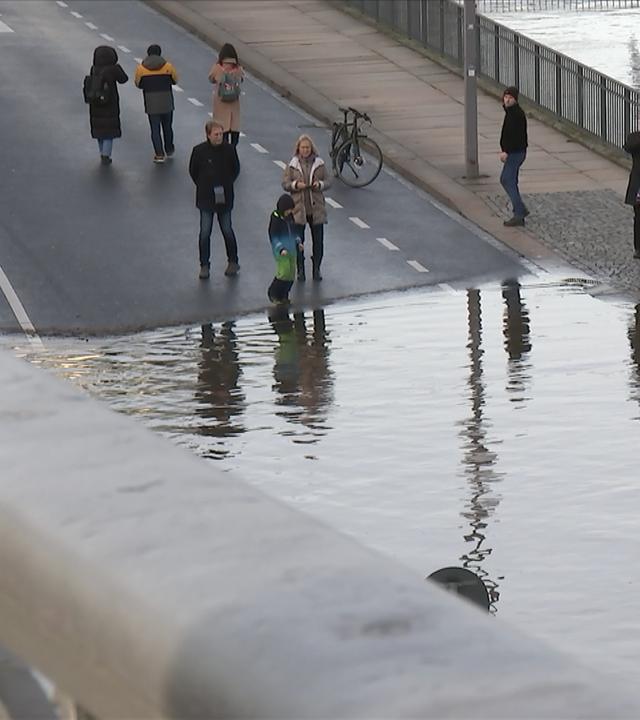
[464,0,479,179]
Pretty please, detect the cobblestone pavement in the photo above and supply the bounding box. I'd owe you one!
[483,190,640,292]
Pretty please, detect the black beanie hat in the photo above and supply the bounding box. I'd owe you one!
[276,193,295,214]
[147,44,162,56]
[503,85,519,100]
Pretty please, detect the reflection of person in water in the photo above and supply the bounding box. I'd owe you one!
[268,307,333,436]
[195,322,245,453]
[627,305,640,395]
[502,279,532,404]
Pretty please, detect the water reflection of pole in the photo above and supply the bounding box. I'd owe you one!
[458,289,501,612]
[627,304,640,402]
[502,279,532,404]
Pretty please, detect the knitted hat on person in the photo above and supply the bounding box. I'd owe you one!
[503,85,519,100]
[276,194,295,213]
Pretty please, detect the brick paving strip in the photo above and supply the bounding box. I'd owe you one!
[148,0,640,294]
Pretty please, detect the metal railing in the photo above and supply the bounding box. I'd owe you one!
[344,0,640,152]
[474,0,640,9]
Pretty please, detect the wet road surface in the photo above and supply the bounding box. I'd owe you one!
[6,277,640,683]
[0,0,525,336]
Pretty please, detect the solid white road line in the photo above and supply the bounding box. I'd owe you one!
[100,33,114,41]
[349,216,370,229]
[376,237,399,251]
[0,20,13,32]
[70,11,83,18]
[325,197,342,209]
[85,22,98,30]
[407,260,429,273]
[0,266,42,346]
[173,84,184,92]
[117,45,131,53]
[273,160,287,170]
[250,143,269,154]
[56,1,68,6]
[188,97,203,107]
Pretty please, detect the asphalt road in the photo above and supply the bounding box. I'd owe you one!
[0,0,527,336]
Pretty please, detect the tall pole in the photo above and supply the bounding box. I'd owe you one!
[464,0,479,179]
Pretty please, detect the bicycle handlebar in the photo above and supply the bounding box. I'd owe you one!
[339,106,372,123]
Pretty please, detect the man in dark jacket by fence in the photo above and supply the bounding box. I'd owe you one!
[188,120,241,280]
[134,44,178,163]
[499,86,529,227]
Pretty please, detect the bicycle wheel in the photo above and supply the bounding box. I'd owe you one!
[335,136,383,188]
[330,124,347,177]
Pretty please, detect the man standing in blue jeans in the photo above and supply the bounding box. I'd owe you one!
[189,120,241,279]
[134,44,178,163]
[499,86,529,227]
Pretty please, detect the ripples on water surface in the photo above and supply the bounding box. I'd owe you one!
[12,279,640,682]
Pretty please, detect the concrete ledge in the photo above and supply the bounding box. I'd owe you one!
[2,351,640,719]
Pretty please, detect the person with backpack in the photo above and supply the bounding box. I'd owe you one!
[134,44,179,163]
[188,120,241,280]
[208,43,244,146]
[84,46,128,165]
[268,194,300,305]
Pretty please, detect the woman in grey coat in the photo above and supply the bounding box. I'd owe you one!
[282,134,330,281]
[624,131,640,258]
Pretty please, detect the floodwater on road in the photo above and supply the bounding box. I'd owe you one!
[10,278,640,683]
[486,7,640,86]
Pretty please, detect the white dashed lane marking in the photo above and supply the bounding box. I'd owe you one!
[349,216,370,229]
[56,1,68,6]
[85,22,98,30]
[117,45,131,53]
[250,143,269,154]
[173,84,184,92]
[407,260,429,273]
[0,20,13,32]
[325,197,342,209]
[376,237,399,251]
[273,160,287,170]
[100,33,114,41]
[239,132,246,137]
[438,283,458,294]
[70,11,83,18]
[188,97,203,107]
[134,57,142,63]
[0,265,42,347]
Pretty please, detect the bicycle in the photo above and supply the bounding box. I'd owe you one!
[329,106,383,188]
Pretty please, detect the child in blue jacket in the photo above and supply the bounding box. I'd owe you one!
[268,194,300,304]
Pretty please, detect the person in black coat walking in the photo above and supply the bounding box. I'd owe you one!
[499,86,529,227]
[188,120,241,279]
[624,131,640,258]
[88,46,128,164]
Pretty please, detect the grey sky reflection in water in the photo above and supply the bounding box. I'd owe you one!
[15,280,640,682]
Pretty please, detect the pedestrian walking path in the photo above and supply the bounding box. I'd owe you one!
[151,0,640,295]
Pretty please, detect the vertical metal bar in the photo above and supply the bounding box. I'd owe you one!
[600,75,607,140]
[440,0,445,55]
[494,23,500,84]
[533,43,541,105]
[514,33,520,89]
[464,0,479,178]
[577,65,584,129]
[624,86,631,140]
[555,52,562,116]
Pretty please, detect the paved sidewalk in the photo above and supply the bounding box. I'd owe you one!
[150,0,640,295]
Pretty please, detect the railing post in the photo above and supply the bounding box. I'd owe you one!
[555,51,562,116]
[457,4,464,64]
[600,75,608,140]
[514,33,520,89]
[534,43,540,105]
[494,23,500,84]
[439,0,445,55]
[577,65,584,128]
[624,86,632,139]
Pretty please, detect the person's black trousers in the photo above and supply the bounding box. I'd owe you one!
[634,205,640,253]
[268,278,293,302]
